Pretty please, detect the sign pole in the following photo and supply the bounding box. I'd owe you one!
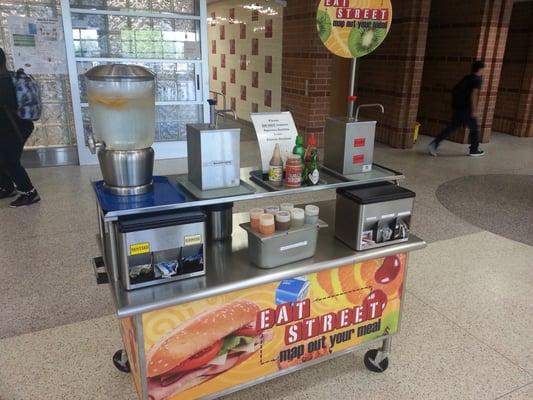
[347,57,357,120]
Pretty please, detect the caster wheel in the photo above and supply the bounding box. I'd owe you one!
[113,350,131,373]
[364,349,389,373]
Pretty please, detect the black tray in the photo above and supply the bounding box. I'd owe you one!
[249,170,327,192]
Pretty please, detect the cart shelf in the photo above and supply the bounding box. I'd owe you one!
[102,201,424,318]
[95,164,404,221]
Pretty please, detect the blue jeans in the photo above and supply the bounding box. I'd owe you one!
[434,110,480,153]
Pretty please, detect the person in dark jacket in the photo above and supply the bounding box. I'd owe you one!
[428,60,486,157]
[0,48,40,207]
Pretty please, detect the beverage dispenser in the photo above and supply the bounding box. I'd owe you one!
[85,64,156,195]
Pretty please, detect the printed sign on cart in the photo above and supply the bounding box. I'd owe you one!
[119,316,143,399]
[251,112,298,173]
[140,254,406,400]
[317,0,393,58]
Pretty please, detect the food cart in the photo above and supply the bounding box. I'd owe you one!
[88,4,424,397]
[92,165,426,400]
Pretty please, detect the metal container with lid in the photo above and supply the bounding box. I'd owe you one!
[335,182,415,251]
[85,64,156,195]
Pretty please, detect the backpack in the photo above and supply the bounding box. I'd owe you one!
[11,69,42,121]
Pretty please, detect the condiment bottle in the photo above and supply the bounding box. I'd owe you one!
[304,204,320,224]
[264,205,280,215]
[285,154,303,188]
[280,203,294,212]
[304,133,320,186]
[290,208,305,228]
[250,208,264,232]
[275,211,291,231]
[259,213,275,235]
[292,135,305,162]
[268,143,283,187]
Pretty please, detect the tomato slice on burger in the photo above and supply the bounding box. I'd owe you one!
[173,339,223,372]
[233,322,262,337]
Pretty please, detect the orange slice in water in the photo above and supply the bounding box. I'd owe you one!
[90,96,128,109]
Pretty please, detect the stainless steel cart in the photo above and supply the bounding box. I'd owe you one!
[92,165,426,400]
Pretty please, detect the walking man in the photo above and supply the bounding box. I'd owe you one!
[428,60,486,157]
[0,48,40,207]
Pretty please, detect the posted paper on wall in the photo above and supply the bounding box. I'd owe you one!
[7,16,67,75]
[251,112,298,173]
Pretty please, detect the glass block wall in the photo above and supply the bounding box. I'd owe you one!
[68,0,203,144]
[0,0,204,154]
[0,0,76,147]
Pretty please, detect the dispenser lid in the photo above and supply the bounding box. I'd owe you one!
[337,182,415,204]
[85,64,155,82]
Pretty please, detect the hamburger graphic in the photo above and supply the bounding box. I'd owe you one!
[146,299,269,400]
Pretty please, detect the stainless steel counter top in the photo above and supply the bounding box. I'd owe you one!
[97,164,404,221]
[107,201,426,318]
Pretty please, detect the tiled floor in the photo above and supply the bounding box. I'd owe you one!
[1,133,532,399]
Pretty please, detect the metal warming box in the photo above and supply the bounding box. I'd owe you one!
[116,210,206,290]
[324,117,376,174]
[186,123,240,191]
[335,183,415,251]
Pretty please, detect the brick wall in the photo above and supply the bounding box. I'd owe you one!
[281,0,432,149]
[515,34,533,137]
[418,0,513,144]
[493,2,533,137]
[355,0,431,148]
[281,0,333,147]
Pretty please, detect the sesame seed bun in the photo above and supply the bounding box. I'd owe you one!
[146,299,260,378]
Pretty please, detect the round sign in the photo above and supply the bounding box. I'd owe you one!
[317,0,393,58]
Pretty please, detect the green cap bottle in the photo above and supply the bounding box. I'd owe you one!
[292,135,305,161]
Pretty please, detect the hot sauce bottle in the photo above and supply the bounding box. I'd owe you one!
[304,133,320,186]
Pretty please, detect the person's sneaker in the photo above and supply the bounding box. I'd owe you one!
[469,149,485,157]
[9,190,40,208]
[0,187,17,199]
[427,141,438,157]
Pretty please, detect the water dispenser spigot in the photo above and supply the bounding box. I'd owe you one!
[87,135,106,154]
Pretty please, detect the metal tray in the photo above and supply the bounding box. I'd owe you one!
[320,163,404,183]
[177,176,256,200]
[240,220,328,269]
[249,170,328,192]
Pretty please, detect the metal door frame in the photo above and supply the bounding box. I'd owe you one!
[60,0,210,165]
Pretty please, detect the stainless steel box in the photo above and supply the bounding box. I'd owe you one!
[116,211,206,290]
[186,123,240,191]
[324,117,376,175]
[335,183,415,251]
[240,221,327,269]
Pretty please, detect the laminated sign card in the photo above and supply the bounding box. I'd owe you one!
[251,112,298,173]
